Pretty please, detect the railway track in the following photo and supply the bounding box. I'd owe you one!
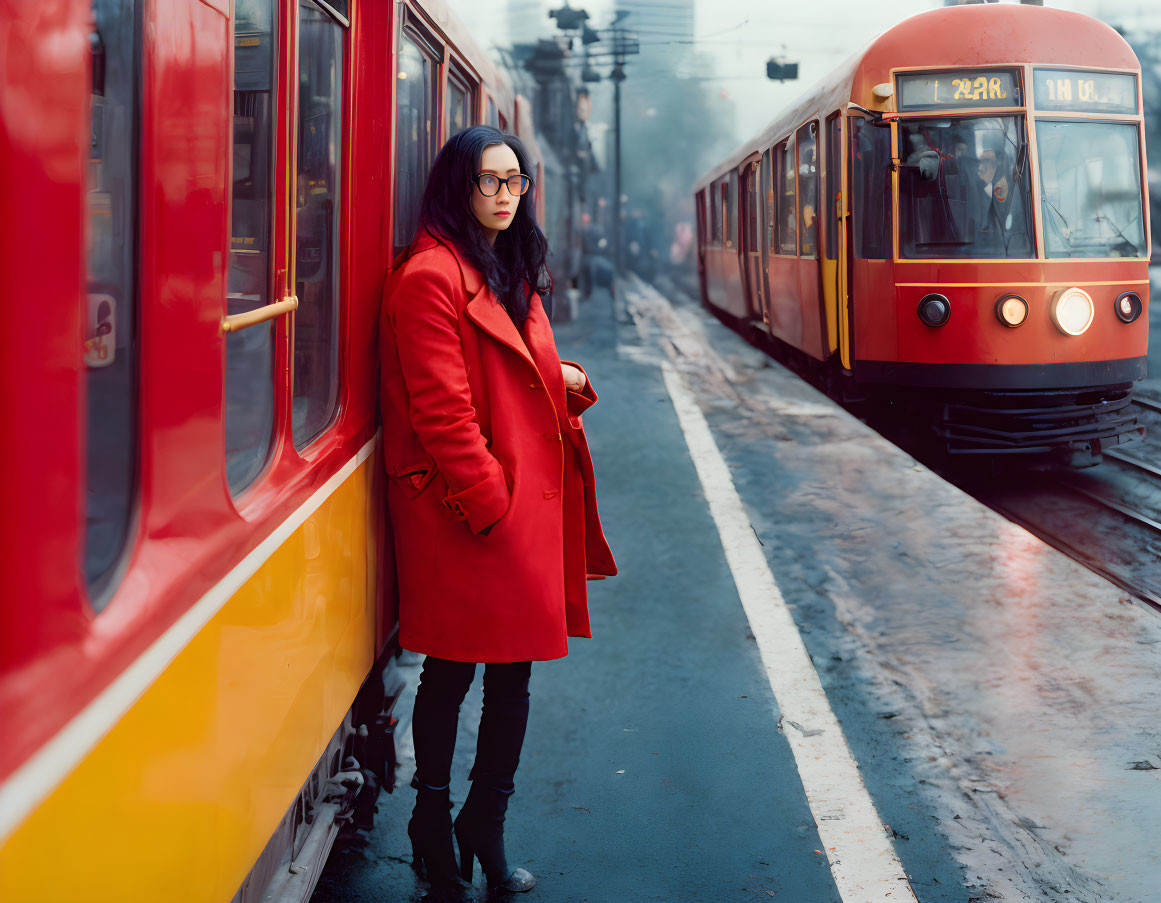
[662,274,1161,613]
[863,391,1161,615]
[951,397,1161,615]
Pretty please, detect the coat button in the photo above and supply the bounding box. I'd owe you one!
[543,431,562,441]
[529,382,539,389]
[543,489,559,500]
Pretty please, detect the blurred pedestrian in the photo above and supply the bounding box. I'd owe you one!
[379,125,617,901]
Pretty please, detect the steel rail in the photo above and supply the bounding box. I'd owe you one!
[983,484,1161,615]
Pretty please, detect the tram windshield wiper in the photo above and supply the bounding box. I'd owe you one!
[1041,194,1072,242]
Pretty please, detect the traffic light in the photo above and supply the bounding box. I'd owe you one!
[766,59,799,81]
[549,5,589,30]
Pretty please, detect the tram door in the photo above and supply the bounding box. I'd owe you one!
[822,113,851,369]
[759,148,773,325]
[741,161,765,319]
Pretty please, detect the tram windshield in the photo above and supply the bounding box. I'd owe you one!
[898,116,1033,259]
[1036,120,1145,258]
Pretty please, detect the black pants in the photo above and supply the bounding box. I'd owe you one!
[412,656,532,794]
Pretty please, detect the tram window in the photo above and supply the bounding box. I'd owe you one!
[760,148,773,259]
[394,29,437,255]
[1036,120,1145,259]
[486,97,499,128]
[825,115,840,261]
[709,182,723,245]
[849,117,891,259]
[765,149,776,253]
[898,116,1032,259]
[317,0,348,20]
[726,170,738,248]
[498,111,508,131]
[446,70,473,142]
[797,123,819,259]
[225,0,276,494]
[715,176,724,244]
[744,164,759,253]
[775,138,797,255]
[292,1,345,449]
[84,0,138,606]
[707,184,715,243]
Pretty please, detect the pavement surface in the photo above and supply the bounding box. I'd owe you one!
[313,287,842,902]
[313,276,1161,903]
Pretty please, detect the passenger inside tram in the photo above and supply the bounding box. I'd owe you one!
[899,118,1032,259]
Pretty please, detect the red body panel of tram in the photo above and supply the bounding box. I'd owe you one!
[0,0,539,899]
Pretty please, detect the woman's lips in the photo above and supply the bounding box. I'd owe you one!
[494,211,511,218]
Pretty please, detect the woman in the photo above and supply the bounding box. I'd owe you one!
[380,125,617,899]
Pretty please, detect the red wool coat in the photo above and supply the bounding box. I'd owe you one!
[379,232,617,663]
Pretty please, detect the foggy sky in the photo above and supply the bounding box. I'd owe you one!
[449,0,1161,145]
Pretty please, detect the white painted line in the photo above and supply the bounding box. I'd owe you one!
[0,436,379,845]
[644,309,916,899]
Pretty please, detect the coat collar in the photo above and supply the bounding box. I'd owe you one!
[412,228,485,294]
[466,287,537,371]
[416,229,565,406]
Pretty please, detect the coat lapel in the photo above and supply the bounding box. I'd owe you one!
[439,233,560,397]
[465,287,538,372]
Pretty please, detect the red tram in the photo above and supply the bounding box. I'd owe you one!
[0,1,544,899]
[694,3,1150,462]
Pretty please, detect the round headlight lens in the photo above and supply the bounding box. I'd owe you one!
[1050,287,1095,336]
[918,293,951,327]
[1115,291,1143,324]
[996,294,1028,328]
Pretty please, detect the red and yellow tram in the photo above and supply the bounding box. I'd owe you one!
[0,1,543,899]
[695,3,1150,461]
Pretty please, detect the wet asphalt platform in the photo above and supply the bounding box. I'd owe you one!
[313,278,1161,903]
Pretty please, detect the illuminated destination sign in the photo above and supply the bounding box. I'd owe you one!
[897,70,1021,111]
[1033,69,1137,114]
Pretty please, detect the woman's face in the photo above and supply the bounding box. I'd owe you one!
[472,142,522,243]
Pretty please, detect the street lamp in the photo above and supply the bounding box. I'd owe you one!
[549,3,589,31]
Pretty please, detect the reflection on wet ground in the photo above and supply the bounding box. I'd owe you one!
[632,278,1161,903]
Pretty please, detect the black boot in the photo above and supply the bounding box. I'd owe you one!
[408,785,471,901]
[454,783,536,895]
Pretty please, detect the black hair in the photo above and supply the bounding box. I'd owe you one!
[402,125,551,324]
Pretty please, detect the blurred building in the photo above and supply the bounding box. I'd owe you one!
[512,36,600,291]
[1111,25,1161,262]
[602,0,733,277]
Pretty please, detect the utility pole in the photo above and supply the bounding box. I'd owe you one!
[612,61,624,274]
[608,11,636,274]
[549,4,637,277]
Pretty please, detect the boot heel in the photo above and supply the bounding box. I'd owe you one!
[408,785,469,899]
[455,827,475,882]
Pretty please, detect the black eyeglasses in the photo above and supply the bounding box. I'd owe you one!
[473,173,532,197]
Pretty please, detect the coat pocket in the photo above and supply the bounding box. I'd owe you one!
[387,458,439,498]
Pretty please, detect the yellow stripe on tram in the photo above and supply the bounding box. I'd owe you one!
[0,456,379,903]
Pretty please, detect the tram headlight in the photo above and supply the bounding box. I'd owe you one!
[1049,287,1095,336]
[995,294,1028,328]
[917,293,951,328]
[1115,291,1143,324]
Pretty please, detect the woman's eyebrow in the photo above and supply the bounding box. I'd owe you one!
[478,168,522,175]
